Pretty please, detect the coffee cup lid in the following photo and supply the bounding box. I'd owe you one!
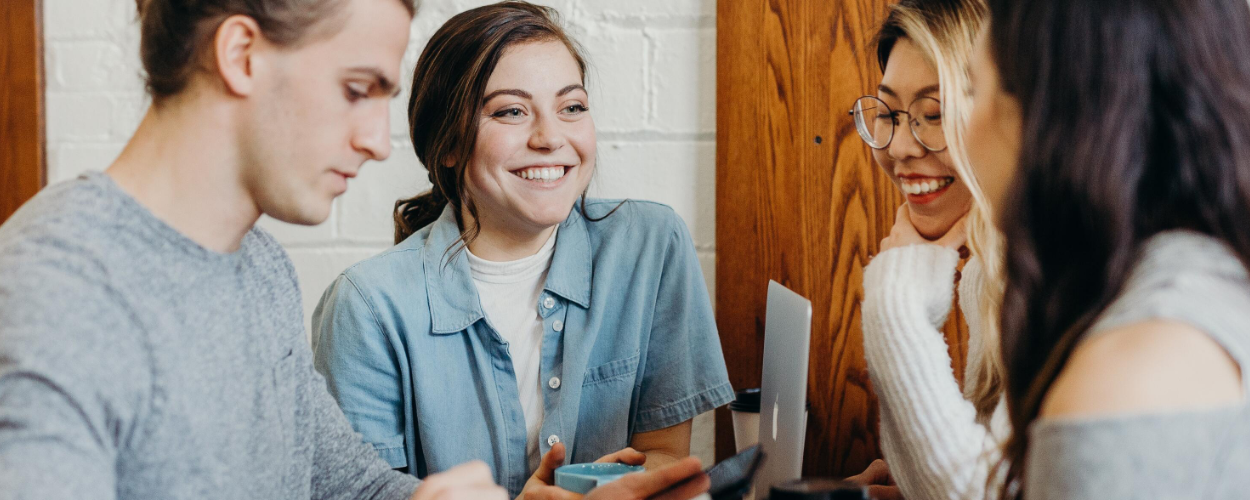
[729,387,761,412]
[729,388,815,413]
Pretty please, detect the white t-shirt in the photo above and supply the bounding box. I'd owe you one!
[466,228,557,472]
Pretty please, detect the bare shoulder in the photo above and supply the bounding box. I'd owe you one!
[1040,319,1243,419]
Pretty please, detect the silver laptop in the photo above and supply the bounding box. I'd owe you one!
[755,280,812,499]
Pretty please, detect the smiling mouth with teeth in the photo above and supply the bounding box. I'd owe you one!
[900,176,955,196]
[513,166,569,183]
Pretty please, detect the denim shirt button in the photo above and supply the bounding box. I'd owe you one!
[548,377,561,389]
[547,434,561,446]
[543,297,556,309]
[552,320,564,332]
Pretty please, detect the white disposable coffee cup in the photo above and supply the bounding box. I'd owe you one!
[729,388,762,452]
[732,409,761,452]
[729,388,763,500]
[730,388,813,500]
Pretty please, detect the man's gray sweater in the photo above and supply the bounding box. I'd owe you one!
[0,172,420,499]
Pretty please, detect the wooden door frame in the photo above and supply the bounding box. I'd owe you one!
[1,0,46,224]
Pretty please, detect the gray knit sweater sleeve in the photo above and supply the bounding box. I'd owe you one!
[0,174,420,500]
[303,345,423,500]
[0,258,149,500]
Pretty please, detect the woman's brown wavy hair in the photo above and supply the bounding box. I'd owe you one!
[394,1,589,248]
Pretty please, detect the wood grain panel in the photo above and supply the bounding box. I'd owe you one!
[715,0,970,478]
[1,0,46,224]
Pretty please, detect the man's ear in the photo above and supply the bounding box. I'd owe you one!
[214,15,264,97]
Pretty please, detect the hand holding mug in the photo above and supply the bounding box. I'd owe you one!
[519,444,708,500]
[516,443,650,500]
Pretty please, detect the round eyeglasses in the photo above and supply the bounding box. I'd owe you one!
[848,95,947,152]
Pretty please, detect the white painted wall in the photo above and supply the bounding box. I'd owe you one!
[44,0,719,465]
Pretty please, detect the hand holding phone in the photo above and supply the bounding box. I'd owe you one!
[705,445,765,500]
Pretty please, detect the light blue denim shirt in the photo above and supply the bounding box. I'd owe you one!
[311,199,734,496]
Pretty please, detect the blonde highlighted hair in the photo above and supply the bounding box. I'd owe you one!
[875,0,1004,424]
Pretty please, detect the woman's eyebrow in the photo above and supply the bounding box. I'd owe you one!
[482,89,532,104]
[557,84,586,97]
[877,84,941,99]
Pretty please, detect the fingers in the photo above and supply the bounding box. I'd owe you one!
[595,447,647,466]
[882,202,969,253]
[411,461,506,500]
[895,204,910,226]
[606,456,704,498]
[866,459,890,482]
[880,204,927,253]
[847,459,889,486]
[847,462,899,499]
[532,442,568,485]
[888,204,912,240]
[867,485,905,500]
[523,485,584,500]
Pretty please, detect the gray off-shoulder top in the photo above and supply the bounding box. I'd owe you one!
[1024,230,1250,499]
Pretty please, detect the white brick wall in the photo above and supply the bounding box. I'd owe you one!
[44,0,719,464]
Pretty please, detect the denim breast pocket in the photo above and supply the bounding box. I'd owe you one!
[582,353,641,388]
[577,353,640,458]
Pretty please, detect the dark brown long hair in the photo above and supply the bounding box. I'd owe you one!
[134,0,415,102]
[394,1,588,246]
[987,0,1250,497]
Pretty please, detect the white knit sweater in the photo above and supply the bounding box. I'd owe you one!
[861,244,1010,500]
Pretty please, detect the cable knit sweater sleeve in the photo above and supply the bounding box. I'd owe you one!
[861,244,1009,500]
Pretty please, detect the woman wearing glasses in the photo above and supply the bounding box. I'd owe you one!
[846,1,1010,499]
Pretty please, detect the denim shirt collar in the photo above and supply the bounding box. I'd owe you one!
[422,204,592,334]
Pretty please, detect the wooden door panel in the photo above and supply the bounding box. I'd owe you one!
[1,0,45,223]
[716,0,969,478]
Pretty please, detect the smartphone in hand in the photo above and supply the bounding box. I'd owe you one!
[706,445,765,500]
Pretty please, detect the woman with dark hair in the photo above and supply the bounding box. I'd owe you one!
[967,0,1250,497]
[309,2,732,498]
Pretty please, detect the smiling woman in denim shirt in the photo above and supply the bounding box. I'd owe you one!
[309,2,734,498]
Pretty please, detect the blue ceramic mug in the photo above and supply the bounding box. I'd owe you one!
[554,463,646,494]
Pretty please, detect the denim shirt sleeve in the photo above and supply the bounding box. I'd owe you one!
[634,213,735,432]
[312,274,408,468]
